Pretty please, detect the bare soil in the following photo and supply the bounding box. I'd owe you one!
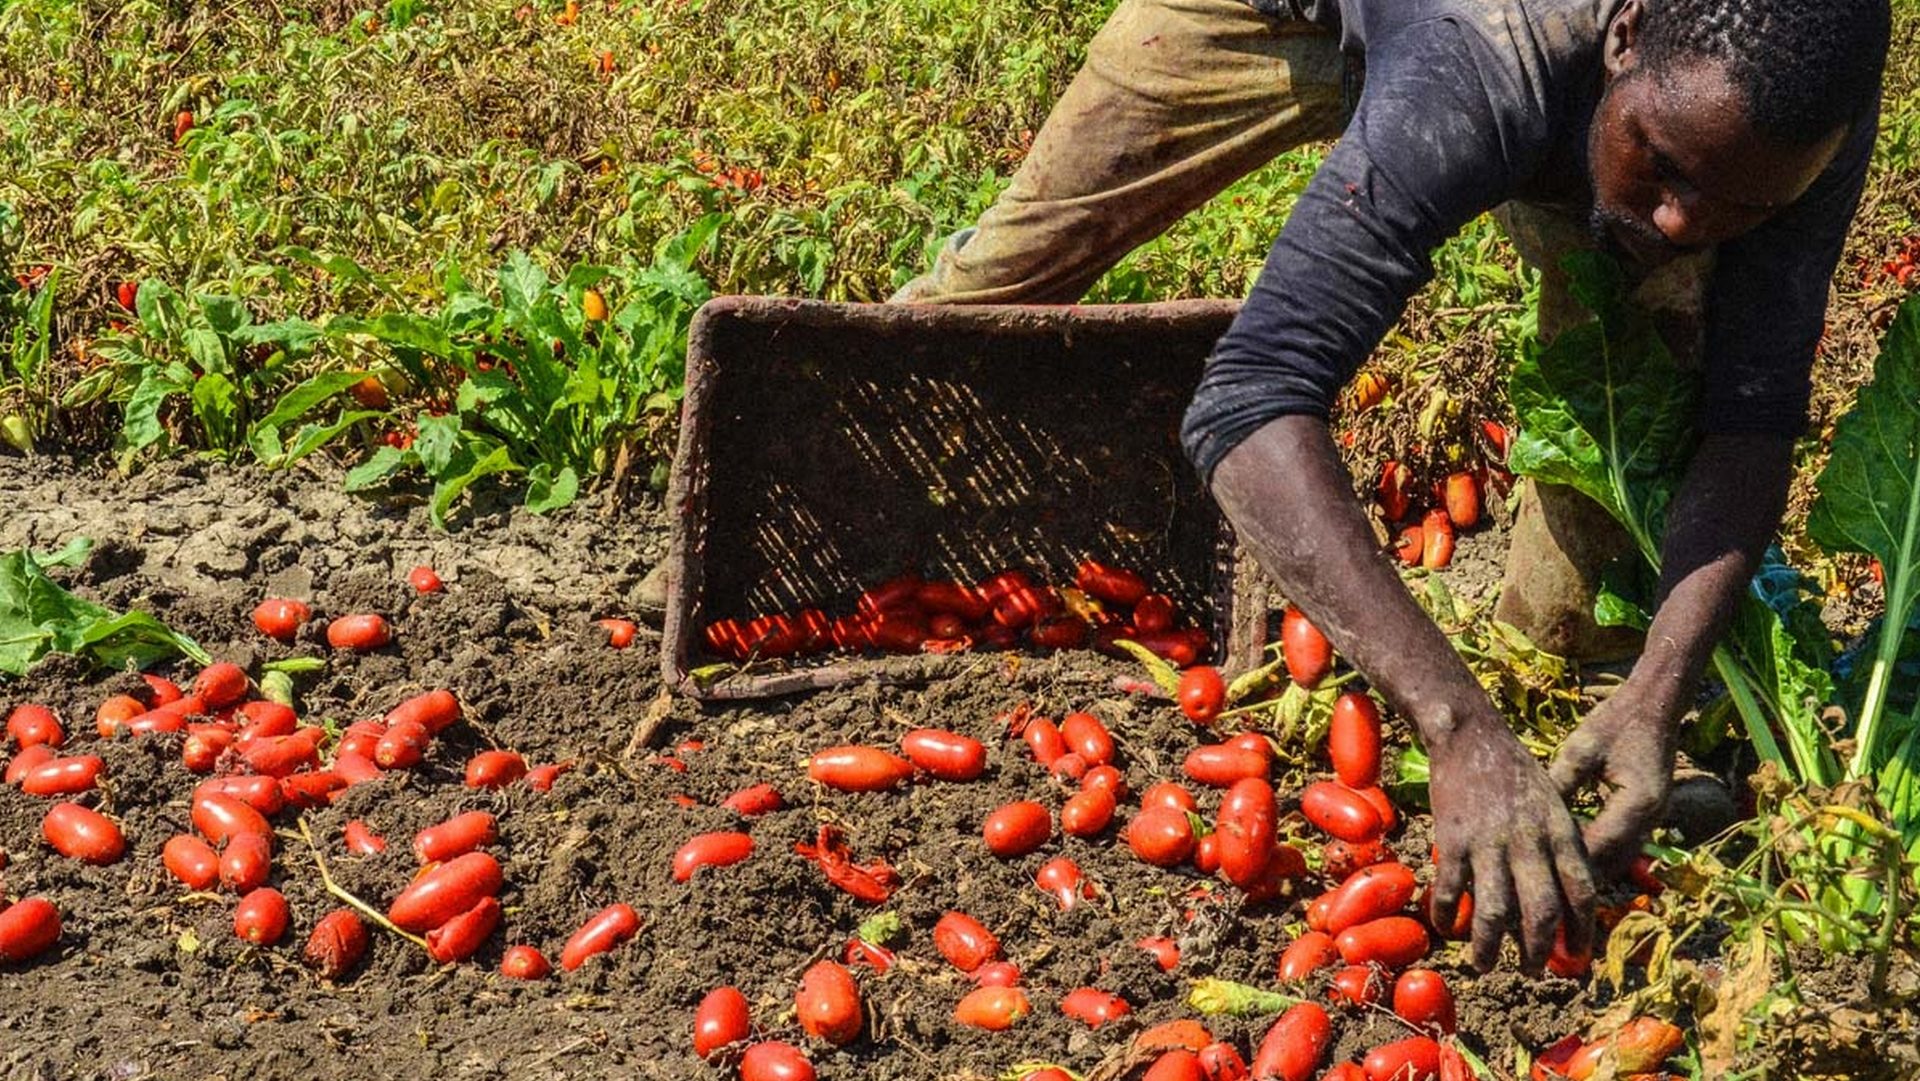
[0,455,1891,1081]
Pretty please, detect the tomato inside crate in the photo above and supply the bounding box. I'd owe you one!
[663,297,1260,698]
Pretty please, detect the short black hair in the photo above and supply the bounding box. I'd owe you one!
[1637,0,1891,145]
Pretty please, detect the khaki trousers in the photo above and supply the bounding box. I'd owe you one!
[895,0,1713,661]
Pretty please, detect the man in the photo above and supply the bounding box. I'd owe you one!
[896,0,1890,973]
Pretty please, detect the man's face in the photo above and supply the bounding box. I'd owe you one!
[1587,53,1845,267]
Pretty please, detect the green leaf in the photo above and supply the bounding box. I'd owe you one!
[268,411,382,468]
[0,547,208,675]
[413,412,465,476]
[524,464,579,514]
[430,445,520,528]
[190,371,239,451]
[1809,295,1920,776]
[343,445,412,491]
[120,367,188,455]
[1113,638,1181,696]
[1507,252,1696,559]
[499,251,549,326]
[254,370,369,431]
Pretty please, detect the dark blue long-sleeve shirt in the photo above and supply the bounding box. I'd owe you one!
[1181,0,1875,480]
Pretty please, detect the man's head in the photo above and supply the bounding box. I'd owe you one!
[1587,0,1890,265]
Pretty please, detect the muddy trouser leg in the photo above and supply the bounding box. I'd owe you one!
[1491,202,1714,662]
[889,0,1350,305]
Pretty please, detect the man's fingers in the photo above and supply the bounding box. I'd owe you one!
[1469,848,1514,974]
[1548,726,1607,799]
[1548,814,1598,961]
[1511,841,1564,973]
[1430,840,1471,932]
[1583,785,1666,875]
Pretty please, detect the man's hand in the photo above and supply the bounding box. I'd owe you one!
[1428,716,1596,973]
[1209,416,1598,974]
[1549,688,1681,873]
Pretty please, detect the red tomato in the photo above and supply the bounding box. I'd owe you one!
[219,831,273,892]
[252,598,311,641]
[180,727,232,773]
[1060,987,1131,1028]
[526,762,572,792]
[1060,712,1115,765]
[234,888,290,946]
[1377,460,1413,521]
[192,791,270,845]
[343,819,386,855]
[739,1041,815,1081]
[1327,693,1383,787]
[1325,1066,1368,1081]
[326,613,392,651]
[1075,560,1149,606]
[972,961,1022,987]
[1134,593,1176,633]
[808,745,914,791]
[1420,509,1455,570]
[235,734,320,777]
[0,898,60,964]
[93,694,144,737]
[1185,829,1218,875]
[1300,782,1384,843]
[465,749,528,788]
[388,852,504,933]
[901,729,987,781]
[191,663,250,709]
[1277,931,1340,983]
[1216,778,1278,891]
[694,985,751,1059]
[236,700,298,738]
[1021,716,1068,766]
[1327,964,1384,1008]
[1178,666,1227,724]
[673,831,755,882]
[1035,857,1092,910]
[915,580,990,620]
[953,985,1030,1030]
[1392,969,1456,1034]
[1281,606,1332,687]
[6,705,63,749]
[982,801,1051,857]
[5,744,54,785]
[559,903,640,970]
[933,911,1000,972]
[374,720,430,769]
[1546,925,1591,979]
[20,755,104,797]
[1443,471,1480,529]
[1060,787,1117,837]
[1323,838,1389,880]
[302,909,368,979]
[414,812,497,864]
[408,564,443,593]
[1138,936,1180,971]
[163,834,220,889]
[1362,1037,1442,1081]
[1082,764,1128,798]
[1141,781,1198,813]
[1325,862,1418,936]
[1183,745,1270,787]
[597,617,638,648]
[1354,785,1398,833]
[1395,525,1425,565]
[42,802,125,864]
[427,895,501,963]
[386,689,462,734]
[1143,1050,1208,1081]
[1335,917,1431,968]
[1127,806,1197,867]
[1200,1041,1249,1081]
[796,960,862,1045]
[1048,752,1089,783]
[280,770,345,808]
[721,782,785,815]
[1137,1019,1214,1055]
[500,944,552,981]
[1250,1001,1332,1081]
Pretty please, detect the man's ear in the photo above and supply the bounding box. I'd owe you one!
[1603,0,1642,78]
